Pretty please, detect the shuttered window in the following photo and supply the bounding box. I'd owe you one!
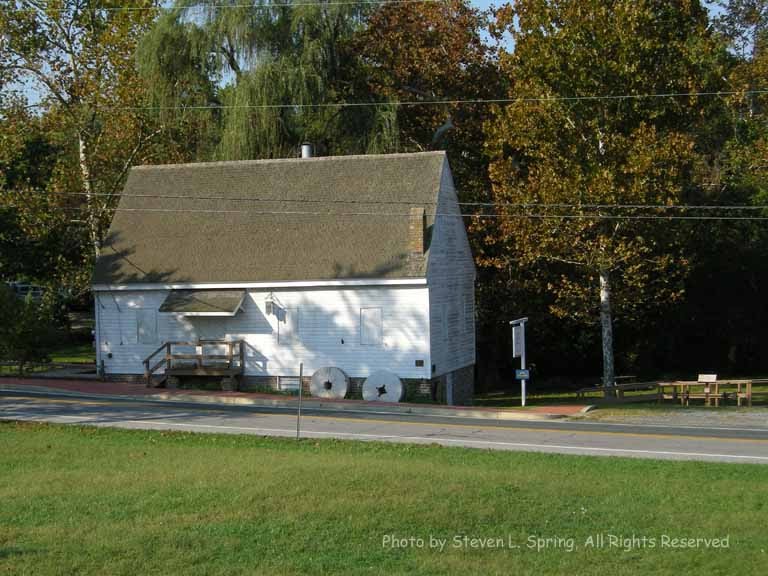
[136,309,158,344]
[360,307,383,346]
[119,310,138,345]
[279,308,299,343]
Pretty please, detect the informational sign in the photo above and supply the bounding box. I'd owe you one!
[509,317,529,407]
[512,324,524,358]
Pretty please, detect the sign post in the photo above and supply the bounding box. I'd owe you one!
[510,317,528,407]
[296,362,303,440]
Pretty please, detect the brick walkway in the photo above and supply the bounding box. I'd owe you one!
[0,377,589,416]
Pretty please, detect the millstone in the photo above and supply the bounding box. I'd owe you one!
[362,370,405,402]
[310,367,350,399]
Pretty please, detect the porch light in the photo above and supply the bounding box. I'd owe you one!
[264,292,283,316]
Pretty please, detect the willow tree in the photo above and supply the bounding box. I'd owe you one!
[139,0,398,160]
[486,0,729,390]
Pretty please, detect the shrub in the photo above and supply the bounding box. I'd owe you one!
[0,285,62,374]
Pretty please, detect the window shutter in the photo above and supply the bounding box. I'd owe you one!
[136,309,158,344]
[279,308,299,343]
[360,308,383,346]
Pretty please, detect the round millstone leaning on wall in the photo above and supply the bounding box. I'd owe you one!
[310,367,350,399]
[362,370,406,402]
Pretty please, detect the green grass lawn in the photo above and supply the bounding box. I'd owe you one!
[0,364,49,376]
[1,422,766,575]
[48,342,95,363]
[0,342,95,375]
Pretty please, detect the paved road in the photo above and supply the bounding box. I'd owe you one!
[3,392,768,464]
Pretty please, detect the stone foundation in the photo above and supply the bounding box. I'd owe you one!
[431,364,475,406]
[107,365,475,405]
[240,374,436,402]
[239,375,279,393]
[105,373,145,383]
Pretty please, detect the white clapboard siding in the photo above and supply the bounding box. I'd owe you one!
[96,286,431,379]
[426,160,476,377]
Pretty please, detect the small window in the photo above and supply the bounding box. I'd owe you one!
[136,309,157,344]
[120,311,138,345]
[279,307,299,343]
[463,294,474,334]
[441,303,448,341]
[360,307,383,346]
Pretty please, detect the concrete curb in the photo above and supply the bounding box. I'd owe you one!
[149,392,569,421]
[0,384,569,422]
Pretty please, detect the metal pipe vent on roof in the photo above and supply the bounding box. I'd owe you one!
[300,142,313,159]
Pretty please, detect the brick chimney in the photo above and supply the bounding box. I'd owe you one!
[408,206,426,255]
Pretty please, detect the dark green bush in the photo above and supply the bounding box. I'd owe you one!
[0,285,62,373]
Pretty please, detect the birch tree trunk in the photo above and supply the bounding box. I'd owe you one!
[599,267,615,397]
[78,133,100,258]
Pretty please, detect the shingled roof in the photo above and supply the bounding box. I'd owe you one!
[93,151,447,285]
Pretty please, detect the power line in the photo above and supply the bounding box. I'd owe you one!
[10,190,768,210]
[1,0,447,14]
[16,204,768,221]
[14,189,768,211]
[17,89,768,111]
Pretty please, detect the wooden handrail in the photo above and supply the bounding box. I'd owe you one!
[143,342,168,367]
[143,339,246,387]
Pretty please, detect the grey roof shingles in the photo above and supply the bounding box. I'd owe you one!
[93,151,446,285]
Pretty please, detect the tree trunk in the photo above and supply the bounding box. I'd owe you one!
[599,267,615,397]
[78,134,101,258]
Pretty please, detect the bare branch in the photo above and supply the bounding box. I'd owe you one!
[106,126,164,200]
[2,64,70,109]
[537,254,587,267]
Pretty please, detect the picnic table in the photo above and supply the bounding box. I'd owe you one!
[575,375,767,407]
[657,379,765,407]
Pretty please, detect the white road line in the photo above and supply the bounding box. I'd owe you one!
[566,420,768,433]
[120,419,768,462]
[5,411,768,462]
[5,393,768,433]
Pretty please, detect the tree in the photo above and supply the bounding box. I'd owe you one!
[139,0,396,160]
[0,286,62,374]
[485,0,729,391]
[716,0,767,191]
[355,0,499,200]
[670,0,768,373]
[0,100,89,289]
[1,1,162,260]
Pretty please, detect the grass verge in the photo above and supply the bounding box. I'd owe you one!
[475,384,768,409]
[1,421,767,575]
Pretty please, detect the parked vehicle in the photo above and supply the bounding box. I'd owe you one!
[7,282,45,301]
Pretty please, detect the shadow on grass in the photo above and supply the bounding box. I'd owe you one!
[0,547,40,560]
